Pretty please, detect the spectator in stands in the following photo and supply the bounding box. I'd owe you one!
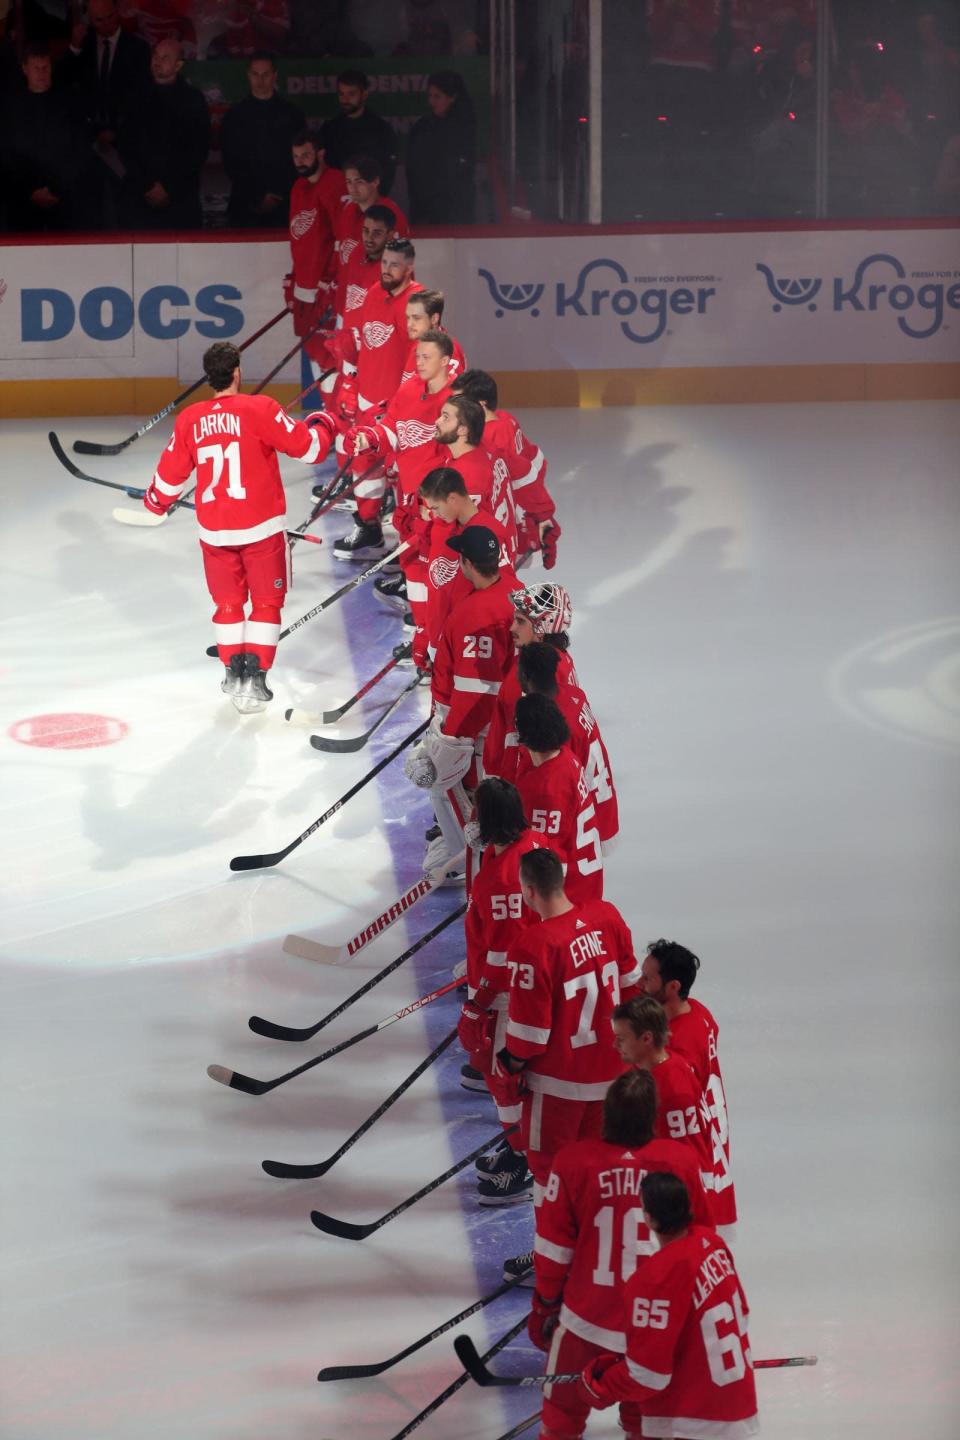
[832,45,910,141]
[206,0,291,60]
[63,0,150,144]
[119,38,211,229]
[119,1,197,55]
[749,30,818,215]
[831,44,916,214]
[406,69,476,224]
[220,51,302,228]
[319,68,397,194]
[933,132,960,210]
[0,46,87,231]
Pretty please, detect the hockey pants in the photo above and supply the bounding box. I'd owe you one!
[539,1326,641,1440]
[201,532,287,671]
[522,1093,605,1205]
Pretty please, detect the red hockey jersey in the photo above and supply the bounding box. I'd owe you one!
[425,509,518,657]
[444,446,519,560]
[597,1226,759,1440]
[649,1052,713,1197]
[340,279,424,409]
[147,394,324,545]
[334,196,407,272]
[516,748,604,904]
[288,167,346,297]
[483,409,554,523]
[515,684,619,847]
[504,899,641,1097]
[431,576,516,740]
[334,244,384,328]
[669,999,737,1228]
[483,647,579,783]
[465,834,542,1007]
[534,1136,710,1349]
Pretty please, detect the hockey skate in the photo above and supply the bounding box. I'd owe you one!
[233,654,274,715]
[476,1137,515,1174]
[502,1250,536,1287]
[374,573,408,612]
[220,653,246,698]
[460,1062,489,1093]
[333,513,388,561]
[477,1150,533,1206]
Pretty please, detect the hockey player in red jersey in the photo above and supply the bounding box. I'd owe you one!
[285,132,345,369]
[497,848,641,1216]
[612,996,713,1200]
[639,940,738,1239]
[332,203,399,339]
[484,583,578,784]
[345,330,453,656]
[400,289,466,387]
[530,1070,710,1439]
[434,394,518,550]
[418,466,518,663]
[405,524,516,873]
[334,153,407,289]
[580,1171,759,1440]
[457,778,542,1206]
[332,238,423,560]
[143,341,332,713]
[514,694,604,904]
[518,642,619,852]
[451,367,559,567]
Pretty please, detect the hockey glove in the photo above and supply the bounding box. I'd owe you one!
[528,1292,562,1352]
[541,520,561,570]
[496,1045,526,1077]
[282,272,294,310]
[344,422,379,458]
[336,375,359,422]
[143,479,167,517]
[457,1002,494,1056]
[403,727,474,790]
[579,1353,621,1409]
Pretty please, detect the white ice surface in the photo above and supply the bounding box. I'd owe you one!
[1,402,959,1439]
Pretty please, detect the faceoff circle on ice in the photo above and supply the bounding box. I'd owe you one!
[8,712,129,750]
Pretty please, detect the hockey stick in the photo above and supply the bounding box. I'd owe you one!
[70,307,288,455]
[492,1414,542,1440]
[207,975,461,1095]
[281,854,464,968]
[285,645,409,727]
[204,541,410,659]
[228,717,427,872]
[309,672,423,754]
[386,1315,527,1440]
[288,459,353,550]
[264,1026,458,1180]
[252,902,467,1039]
[309,1125,511,1240]
[454,1336,819,1389]
[317,1269,530,1380]
[48,433,151,494]
[112,482,198,529]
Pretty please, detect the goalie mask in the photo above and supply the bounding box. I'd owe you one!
[509,583,572,636]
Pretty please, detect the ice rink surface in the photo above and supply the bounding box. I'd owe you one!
[2,399,959,1440]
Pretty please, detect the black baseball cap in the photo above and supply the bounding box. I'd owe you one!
[446,525,499,565]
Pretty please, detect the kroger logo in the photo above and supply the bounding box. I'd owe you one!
[757,253,959,339]
[20,284,244,342]
[479,260,715,344]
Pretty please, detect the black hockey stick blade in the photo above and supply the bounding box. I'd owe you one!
[385,1315,528,1440]
[322,645,409,724]
[309,674,423,754]
[492,1413,542,1440]
[206,1017,379,1096]
[228,718,428,871]
[454,1334,577,1389]
[317,1269,525,1381]
[49,433,145,495]
[309,1127,509,1241]
[249,903,466,1042]
[263,1028,458,1180]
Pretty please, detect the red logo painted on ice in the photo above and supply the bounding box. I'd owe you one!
[8,713,129,749]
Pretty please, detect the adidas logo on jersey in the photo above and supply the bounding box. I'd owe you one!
[396,418,438,448]
[290,208,317,239]
[363,320,395,349]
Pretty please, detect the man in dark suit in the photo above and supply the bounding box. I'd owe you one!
[119,38,211,230]
[220,52,303,228]
[64,0,150,142]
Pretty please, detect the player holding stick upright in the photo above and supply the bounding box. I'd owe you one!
[142,341,335,713]
[484,583,578,785]
[514,695,605,904]
[579,1172,758,1440]
[530,1070,710,1440]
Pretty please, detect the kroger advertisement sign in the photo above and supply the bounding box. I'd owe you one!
[456,228,960,369]
[0,227,957,385]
